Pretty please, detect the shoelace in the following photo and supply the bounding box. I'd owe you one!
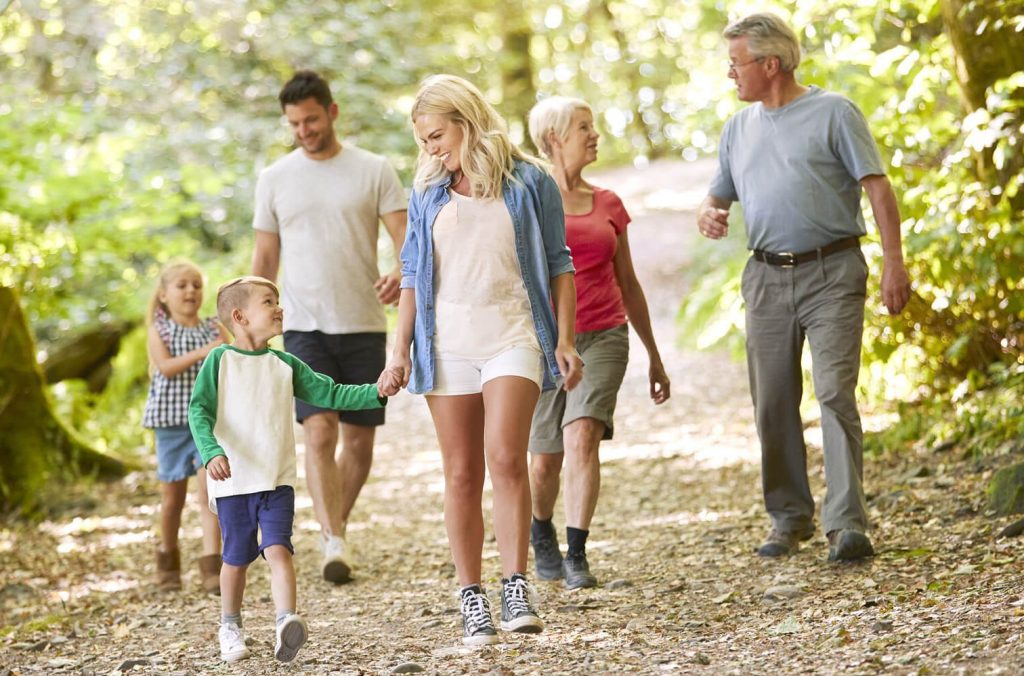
[503,577,533,617]
[461,591,493,633]
[221,624,244,648]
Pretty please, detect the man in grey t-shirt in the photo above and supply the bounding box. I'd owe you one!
[696,13,911,562]
[252,71,407,583]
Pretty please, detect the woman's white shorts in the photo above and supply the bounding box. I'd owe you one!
[429,346,544,396]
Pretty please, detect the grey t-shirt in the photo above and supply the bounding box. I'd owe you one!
[709,86,884,253]
[253,145,407,333]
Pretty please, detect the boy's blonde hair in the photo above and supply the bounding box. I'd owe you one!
[528,96,593,159]
[410,74,545,199]
[216,276,279,327]
[147,259,204,326]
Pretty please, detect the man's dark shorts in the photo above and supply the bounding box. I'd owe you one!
[284,331,386,426]
[216,486,295,566]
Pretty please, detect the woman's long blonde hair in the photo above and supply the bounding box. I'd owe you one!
[411,74,544,199]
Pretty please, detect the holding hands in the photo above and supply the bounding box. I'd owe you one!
[377,353,410,397]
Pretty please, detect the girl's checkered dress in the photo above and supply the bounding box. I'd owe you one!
[143,314,220,428]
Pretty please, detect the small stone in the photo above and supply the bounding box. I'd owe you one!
[419,619,443,629]
[116,658,149,671]
[605,579,632,590]
[763,585,805,601]
[873,620,894,633]
[48,659,77,668]
[392,662,425,673]
[49,635,69,645]
[693,652,711,665]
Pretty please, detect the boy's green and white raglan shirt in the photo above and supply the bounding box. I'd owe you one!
[188,344,385,511]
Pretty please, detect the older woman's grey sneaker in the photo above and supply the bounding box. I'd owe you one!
[530,520,563,580]
[562,553,597,589]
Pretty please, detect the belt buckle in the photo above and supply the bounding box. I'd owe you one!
[771,251,797,268]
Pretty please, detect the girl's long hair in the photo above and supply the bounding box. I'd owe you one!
[146,260,204,326]
[411,74,545,199]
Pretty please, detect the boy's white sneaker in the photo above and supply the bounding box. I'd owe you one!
[218,622,250,663]
[321,534,352,583]
[274,613,308,663]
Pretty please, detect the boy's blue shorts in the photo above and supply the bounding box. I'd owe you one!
[215,486,295,566]
[154,426,203,482]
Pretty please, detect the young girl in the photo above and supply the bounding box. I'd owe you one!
[143,260,228,593]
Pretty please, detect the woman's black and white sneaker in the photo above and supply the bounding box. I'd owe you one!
[460,584,498,646]
[500,573,544,633]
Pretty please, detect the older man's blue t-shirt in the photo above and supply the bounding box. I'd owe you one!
[709,86,885,253]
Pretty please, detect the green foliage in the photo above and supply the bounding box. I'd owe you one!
[865,364,1024,457]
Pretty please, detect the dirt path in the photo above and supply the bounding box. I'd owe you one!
[3,159,1023,674]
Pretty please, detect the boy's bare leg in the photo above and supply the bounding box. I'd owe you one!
[264,545,296,612]
[265,545,306,663]
[220,562,247,615]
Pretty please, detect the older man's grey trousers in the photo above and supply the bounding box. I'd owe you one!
[742,247,870,536]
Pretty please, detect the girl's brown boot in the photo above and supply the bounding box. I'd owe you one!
[155,547,181,591]
[197,554,222,595]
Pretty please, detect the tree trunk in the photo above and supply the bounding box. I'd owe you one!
[597,0,658,159]
[500,1,536,146]
[940,0,1024,211]
[940,0,1024,111]
[42,320,134,391]
[0,286,126,517]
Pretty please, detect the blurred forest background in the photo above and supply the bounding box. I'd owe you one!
[1,0,1022,516]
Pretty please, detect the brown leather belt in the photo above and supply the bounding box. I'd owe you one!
[751,236,860,268]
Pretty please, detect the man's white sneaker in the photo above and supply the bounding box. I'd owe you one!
[321,534,353,584]
[274,613,308,663]
[218,622,250,663]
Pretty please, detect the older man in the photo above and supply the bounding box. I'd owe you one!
[697,13,911,561]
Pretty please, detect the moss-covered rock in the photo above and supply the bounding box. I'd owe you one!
[988,462,1024,516]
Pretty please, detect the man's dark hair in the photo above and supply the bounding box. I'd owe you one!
[279,70,333,111]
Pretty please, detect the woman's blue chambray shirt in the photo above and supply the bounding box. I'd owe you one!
[399,160,575,394]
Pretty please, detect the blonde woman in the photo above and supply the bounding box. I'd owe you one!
[380,74,583,645]
[526,97,670,589]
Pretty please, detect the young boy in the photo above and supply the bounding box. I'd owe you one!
[188,276,398,663]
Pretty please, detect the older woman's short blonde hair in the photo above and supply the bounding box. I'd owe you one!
[528,96,593,159]
[723,13,801,72]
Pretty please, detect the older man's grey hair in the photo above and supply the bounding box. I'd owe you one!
[723,13,801,72]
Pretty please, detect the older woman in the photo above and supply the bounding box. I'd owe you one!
[381,76,583,645]
[526,96,670,589]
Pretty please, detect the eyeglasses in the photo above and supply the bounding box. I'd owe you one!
[728,57,766,74]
